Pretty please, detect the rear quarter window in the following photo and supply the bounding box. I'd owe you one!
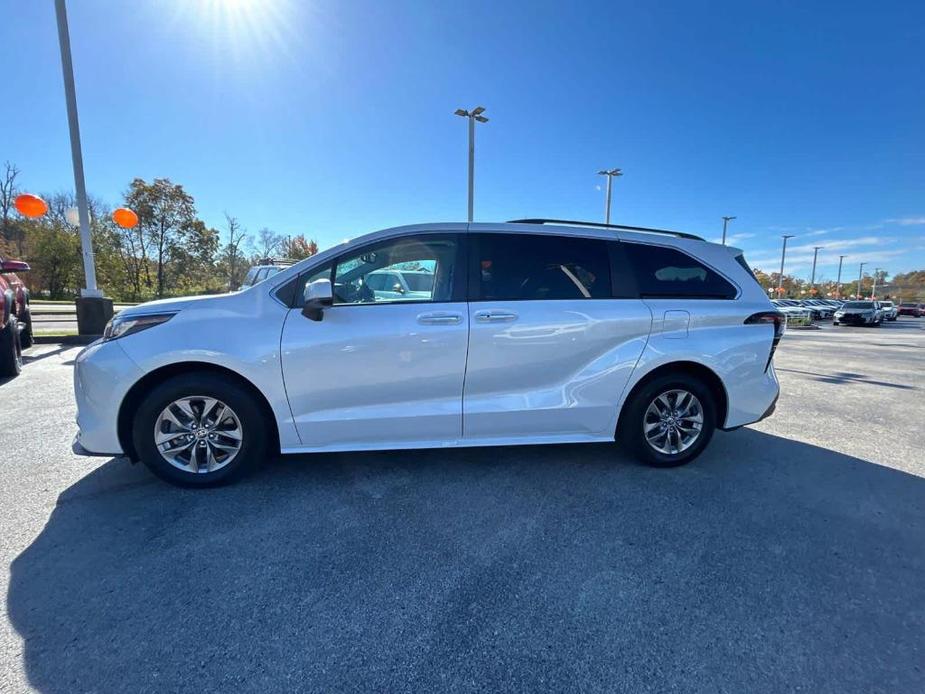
[622,243,737,299]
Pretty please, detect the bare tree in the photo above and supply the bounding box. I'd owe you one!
[255,227,283,261]
[223,213,248,288]
[1,161,21,251]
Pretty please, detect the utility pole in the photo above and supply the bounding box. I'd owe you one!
[778,235,795,297]
[857,262,866,299]
[454,106,488,222]
[835,255,846,299]
[810,246,823,291]
[55,0,112,334]
[597,169,622,225]
[721,216,736,245]
[871,268,881,299]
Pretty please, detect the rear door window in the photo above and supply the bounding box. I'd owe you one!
[472,233,611,301]
[622,243,737,299]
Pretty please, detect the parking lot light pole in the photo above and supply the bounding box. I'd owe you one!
[55,0,113,334]
[721,216,736,245]
[454,106,488,223]
[778,235,795,297]
[835,255,846,299]
[857,262,866,299]
[810,246,823,290]
[597,169,622,225]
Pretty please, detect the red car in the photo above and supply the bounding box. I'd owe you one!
[1,256,33,378]
[897,303,923,317]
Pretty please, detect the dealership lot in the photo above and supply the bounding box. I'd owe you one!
[1,320,923,692]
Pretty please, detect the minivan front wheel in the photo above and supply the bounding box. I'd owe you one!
[620,373,716,467]
[133,373,267,486]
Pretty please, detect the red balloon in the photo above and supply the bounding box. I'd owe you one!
[14,193,48,219]
[112,207,139,229]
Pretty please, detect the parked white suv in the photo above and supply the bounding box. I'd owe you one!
[73,220,782,486]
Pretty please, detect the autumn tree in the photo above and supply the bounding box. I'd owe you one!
[283,234,318,260]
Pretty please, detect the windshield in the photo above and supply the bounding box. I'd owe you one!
[843,301,874,309]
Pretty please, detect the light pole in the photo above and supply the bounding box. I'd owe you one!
[597,168,622,225]
[454,106,488,222]
[810,246,823,290]
[857,262,866,299]
[55,0,112,334]
[721,216,736,245]
[778,235,795,297]
[835,255,846,299]
[871,268,881,299]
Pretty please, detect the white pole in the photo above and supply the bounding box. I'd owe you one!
[55,0,99,297]
[778,235,793,297]
[604,175,613,225]
[835,255,845,299]
[467,116,474,223]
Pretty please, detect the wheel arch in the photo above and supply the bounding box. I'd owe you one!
[617,360,730,436]
[117,361,281,461]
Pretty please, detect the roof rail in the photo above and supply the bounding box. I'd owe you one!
[506,218,705,242]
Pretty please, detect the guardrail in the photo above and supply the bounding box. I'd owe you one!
[29,302,136,327]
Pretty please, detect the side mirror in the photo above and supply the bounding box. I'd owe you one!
[0,259,30,274]
[301,278,333,321]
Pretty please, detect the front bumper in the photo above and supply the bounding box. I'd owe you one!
[834,314,873,324]
[73,339,144,456]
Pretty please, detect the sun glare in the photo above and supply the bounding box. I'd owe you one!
[170,0,303,68]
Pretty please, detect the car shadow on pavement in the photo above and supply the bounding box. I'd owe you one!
[7,430,925,693]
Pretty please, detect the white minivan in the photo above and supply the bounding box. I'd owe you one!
[73,220,782,486]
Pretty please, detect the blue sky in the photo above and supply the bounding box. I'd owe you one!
[2,0,923,281]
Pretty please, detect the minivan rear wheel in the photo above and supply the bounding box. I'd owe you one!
[619,373,716,467]
[132,373,267,487]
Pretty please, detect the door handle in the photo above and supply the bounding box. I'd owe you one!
[474,310,518,323]
[417,312,463,325]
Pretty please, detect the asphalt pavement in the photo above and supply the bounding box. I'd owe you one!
[1,318,923,693]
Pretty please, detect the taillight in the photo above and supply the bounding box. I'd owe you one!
[745,311,785,371]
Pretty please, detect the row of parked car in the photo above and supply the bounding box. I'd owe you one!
[770,297,925,326]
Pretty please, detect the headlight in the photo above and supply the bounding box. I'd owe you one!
[103,312,176,341]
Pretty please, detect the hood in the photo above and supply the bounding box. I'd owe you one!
[119,293,227,318]
[838,306,873,314]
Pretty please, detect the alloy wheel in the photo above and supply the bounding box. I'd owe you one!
[643,389,704,456]
[153,396,243,474]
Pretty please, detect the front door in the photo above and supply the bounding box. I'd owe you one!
[280,233,469,449]
[463,232,652,440]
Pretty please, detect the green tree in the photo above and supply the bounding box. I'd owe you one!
[125,178,197,299]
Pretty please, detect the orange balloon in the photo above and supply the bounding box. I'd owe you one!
[112,207,139,229]
[14,193,48,218]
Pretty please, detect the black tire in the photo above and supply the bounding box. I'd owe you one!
[618,372,717,468]
[0,317,23,378]
[20,310,34,349]
[132,372,268,487]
